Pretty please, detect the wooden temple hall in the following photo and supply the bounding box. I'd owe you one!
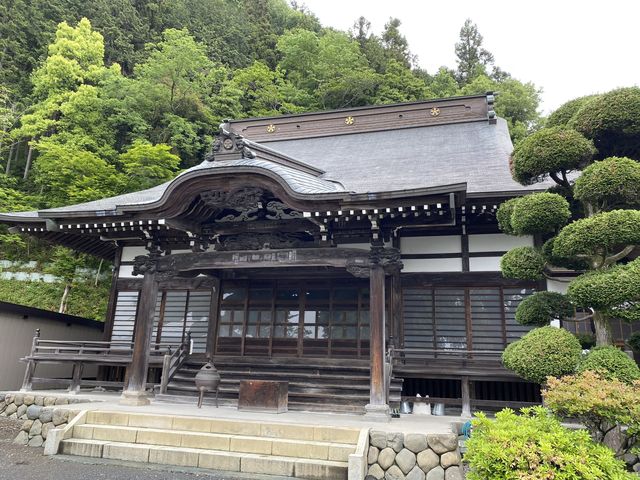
[0,94,545,418]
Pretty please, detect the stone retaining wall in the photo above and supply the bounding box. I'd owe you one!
[366,431,463,480]
[0,393,86,447]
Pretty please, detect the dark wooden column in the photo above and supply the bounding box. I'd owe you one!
[120,253,160,405]
[363,247,403,421]
[366,262,388,419]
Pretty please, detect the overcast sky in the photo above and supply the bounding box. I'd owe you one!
[301,0,640,114]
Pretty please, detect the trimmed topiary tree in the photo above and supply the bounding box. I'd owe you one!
[570,87,640,160]
[465,406,634,480]
[574,157,640,211]
[510,126,596,186]
[515,291,574,326]
[577,346,640,384]
[500,246,545,281]
[501,88,640,346]
[546,95,600,128]
[502,326,582,384]
[510,192,571,235]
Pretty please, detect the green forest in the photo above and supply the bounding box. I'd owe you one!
[0,0,543,319]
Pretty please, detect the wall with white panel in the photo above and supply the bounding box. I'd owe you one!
[401,235,461,254]
[469,257,502,272]
[402,258,463,273]
[468,233,533,252]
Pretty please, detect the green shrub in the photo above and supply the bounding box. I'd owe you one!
[465,406,633,480]
[541,236,588,271]
[574,332,596,349]
[553,210,640,259]
[574,157,640,210]
[515,291,574,326]
[511,127,596,185]
[546,95,600,128]
[627,332,640,353]
[544,371,640,457]
[496,197,519,235]
[502,326,582,383]
[567,259,640,318]
[500,246,545,281]
[577,346,640,384]
[510,192,571,235]
[570,87,640,160]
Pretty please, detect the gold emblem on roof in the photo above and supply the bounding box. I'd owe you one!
[266,124,276,133]
[344,116,355,125]
[430,107,441,117]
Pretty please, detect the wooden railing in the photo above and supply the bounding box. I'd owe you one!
[392,347,503,363]
[159,333,191,395]
[20,329,184,393]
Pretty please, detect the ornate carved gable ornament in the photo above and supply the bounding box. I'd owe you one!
[208,122,256,161]
[216,232,311,251]
[346,247,403,278]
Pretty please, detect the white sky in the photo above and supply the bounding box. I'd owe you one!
[301,0,640,114]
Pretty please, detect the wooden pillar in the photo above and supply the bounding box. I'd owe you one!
[206,276,221,356]
[365,263,390,420]
[120,267,158,405]
[461,376,471,418]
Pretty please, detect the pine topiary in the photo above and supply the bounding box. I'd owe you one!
[496,197,519,235]
[515,291,574,326]
[500,246,545,280]
[570,86,640,160]
[574,156,640,210]
[510,192,571,235]
[511,127,596,185]
[546,95,600,128]
[577,346,640,384]
[502,326,582,384]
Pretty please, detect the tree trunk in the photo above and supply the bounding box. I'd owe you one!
[23,142,33,179]
[5,142,14,175]
[59,283,71,314]
[593,310,613,346]
[95,259,103,287]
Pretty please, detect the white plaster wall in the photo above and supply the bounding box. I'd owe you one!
[469,256,502,272]
[121,246,147,262]
[400,235,461,254]
[118,265,135,278]
[546,278,572,294]
[402,258,462,273]
[336,243,371,251]
[468,233,533,252]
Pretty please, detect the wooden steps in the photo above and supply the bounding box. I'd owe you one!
[59,411,360,479]
[157,356,403,413]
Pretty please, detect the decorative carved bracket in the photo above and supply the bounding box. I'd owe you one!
[208,123,256,161]
[345,247,403,278]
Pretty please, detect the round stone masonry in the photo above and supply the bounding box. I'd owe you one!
[368,430,462,480]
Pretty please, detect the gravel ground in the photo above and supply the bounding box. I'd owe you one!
[0,417,289,480]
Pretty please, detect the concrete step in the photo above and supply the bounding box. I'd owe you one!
[60,439,348,479]
[154,393,368,413]
[84,411,361,444]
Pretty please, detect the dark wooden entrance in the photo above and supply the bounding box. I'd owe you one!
[214,279,371,358]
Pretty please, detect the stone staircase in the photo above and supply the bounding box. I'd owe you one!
[156,356,403,413]
[59,410,361,479]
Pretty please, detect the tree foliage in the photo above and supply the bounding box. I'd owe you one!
[515,291,574,326]
[570,87,640,160]
[509,192,571,235]
[465,406,633,480]
[500,246,545,281]
[577,346,640,384]
[511,127,596,186]
[574,157,640,211]
[544,371,640,459]
[502,326,582,384]
[454,19,494,85]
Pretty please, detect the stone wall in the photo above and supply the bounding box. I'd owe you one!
[0,393,86,447]
[366,431,463,480]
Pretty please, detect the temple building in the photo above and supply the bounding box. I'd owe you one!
[0,93,548,418]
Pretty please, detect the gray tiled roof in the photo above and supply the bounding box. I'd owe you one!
[0,115,539,222]
[263,118,534,195]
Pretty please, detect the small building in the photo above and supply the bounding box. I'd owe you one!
[0,301,103,390]
[0,94,553,417]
